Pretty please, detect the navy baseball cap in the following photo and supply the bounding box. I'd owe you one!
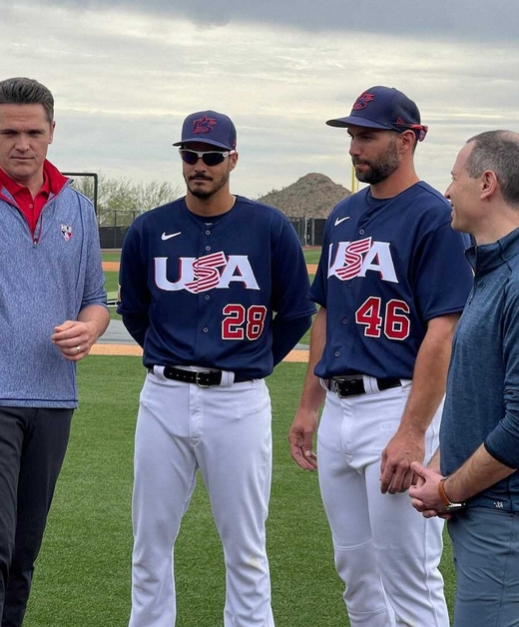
[326,86,428,141]
[173,110,237,150]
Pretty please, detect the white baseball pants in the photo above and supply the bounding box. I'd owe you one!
[317,379,449,627]
[129,370,275,627]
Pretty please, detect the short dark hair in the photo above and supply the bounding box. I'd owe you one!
[0,77,54,123]
[466,130,519,208]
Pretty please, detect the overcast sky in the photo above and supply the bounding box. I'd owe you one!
[2,0,518,200]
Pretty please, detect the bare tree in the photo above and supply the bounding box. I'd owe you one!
[69,174,183,226]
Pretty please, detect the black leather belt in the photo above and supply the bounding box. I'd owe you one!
[328,374,401,398]
[148,366,251,387]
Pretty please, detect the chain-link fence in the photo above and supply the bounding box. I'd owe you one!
[98,211,142,248]
[289,218,326,246]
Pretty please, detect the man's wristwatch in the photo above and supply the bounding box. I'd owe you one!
[438,477,466,512]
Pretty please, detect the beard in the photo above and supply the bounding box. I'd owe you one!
[353,136,400,185]
[185,169,231,199]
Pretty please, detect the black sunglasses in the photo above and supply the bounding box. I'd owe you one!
[179,148,235,167]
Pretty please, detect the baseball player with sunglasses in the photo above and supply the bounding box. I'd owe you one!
[118,110,315,627]
[289,87,473,626]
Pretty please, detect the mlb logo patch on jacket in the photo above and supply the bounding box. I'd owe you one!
[60,223,73,241]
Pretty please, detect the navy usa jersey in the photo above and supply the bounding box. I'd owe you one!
[118,196,315,378]
[311,182,473,380]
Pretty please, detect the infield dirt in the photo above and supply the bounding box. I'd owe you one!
[91,344,308,362]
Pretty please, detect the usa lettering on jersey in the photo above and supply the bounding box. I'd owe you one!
[154,252,260,293]
[327,238,398,283]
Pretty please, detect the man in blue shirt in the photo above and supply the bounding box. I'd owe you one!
[411,130,519,627]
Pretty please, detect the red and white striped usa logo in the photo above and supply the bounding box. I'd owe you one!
[185,251,227,293]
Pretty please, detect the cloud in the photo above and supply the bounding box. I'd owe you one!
[24,0,519,42]
[1,1,518,199]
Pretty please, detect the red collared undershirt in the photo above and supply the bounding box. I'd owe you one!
[0,161,67,235]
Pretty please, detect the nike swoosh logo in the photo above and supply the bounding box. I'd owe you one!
[334,217,350,226]
[161,232,181,240]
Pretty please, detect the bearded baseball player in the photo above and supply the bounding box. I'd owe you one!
[118,110,315,627]
[288,86,474,626]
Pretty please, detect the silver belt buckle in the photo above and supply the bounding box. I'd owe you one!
[329,379,340,395]
[331,375,365,398]
[195,371,212,388]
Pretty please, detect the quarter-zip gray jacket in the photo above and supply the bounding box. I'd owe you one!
[0,173,106,408]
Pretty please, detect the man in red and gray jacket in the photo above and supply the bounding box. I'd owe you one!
[0,77,109,627]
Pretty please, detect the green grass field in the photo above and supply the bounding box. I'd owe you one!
[23,356,456,627]
[102,251,123,262]
[302,247,322,266]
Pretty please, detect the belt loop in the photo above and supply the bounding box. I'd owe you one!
[363,375,379,395]
[219,371,235,387]
[150,365,166,380]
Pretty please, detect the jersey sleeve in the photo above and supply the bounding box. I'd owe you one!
[270,219,316,321]
[117,219,151,346]
[309,220,332,307]
[269,219,315,362]
[412,222,473,321]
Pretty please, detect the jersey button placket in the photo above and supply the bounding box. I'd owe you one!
[198,214,211,348]
[357,215,368,236]
[204,229,211,253]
